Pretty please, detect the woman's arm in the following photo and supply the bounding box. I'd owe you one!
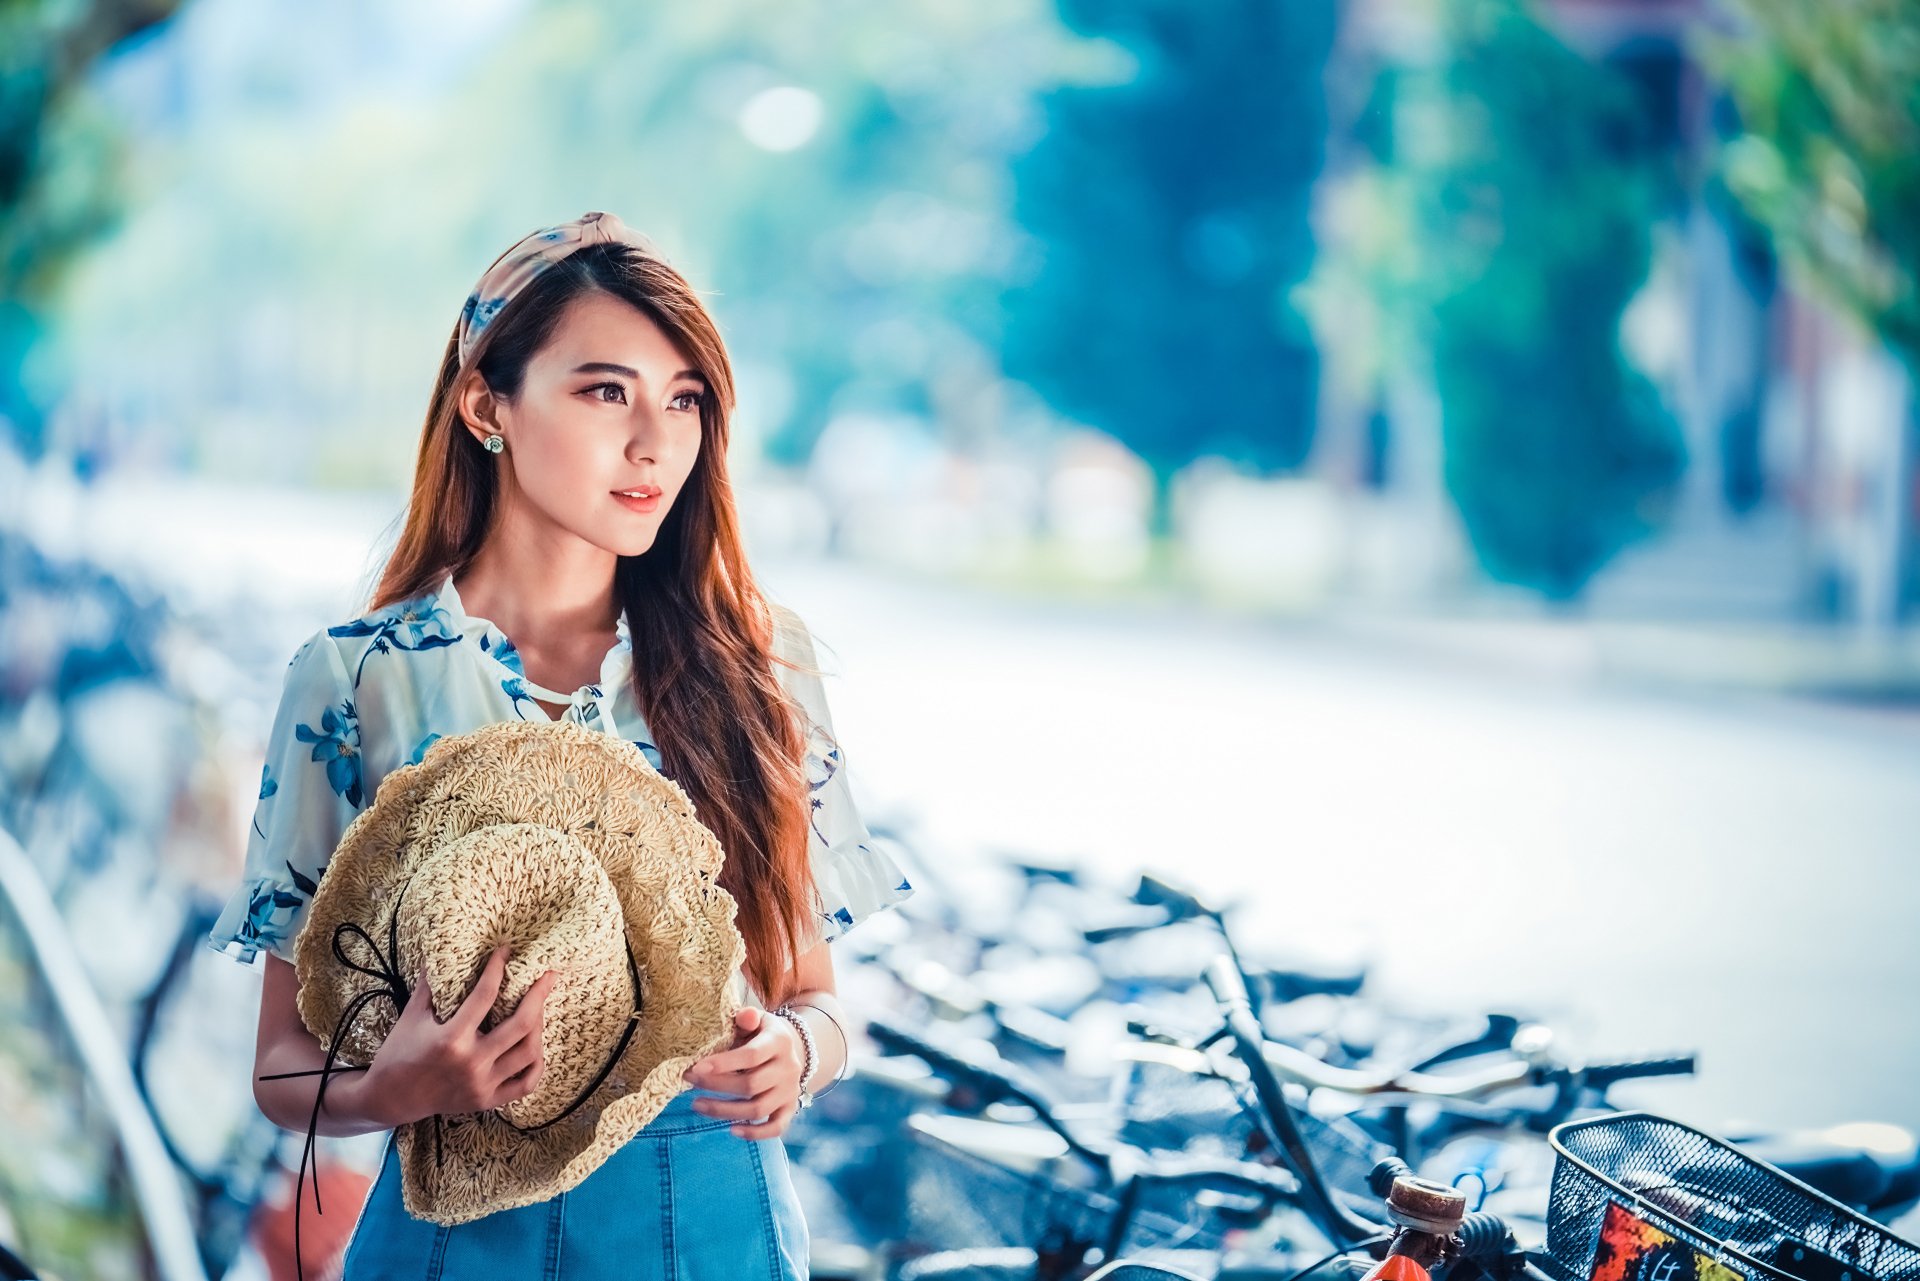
[253,953,393,1136]
[252,947,558,1137]
[782,939,850,1089]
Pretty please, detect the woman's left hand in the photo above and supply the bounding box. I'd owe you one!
[682,1006,806,1139]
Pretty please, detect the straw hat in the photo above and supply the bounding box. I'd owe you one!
[292,718,748,1225]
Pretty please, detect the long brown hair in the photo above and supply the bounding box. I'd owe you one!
[369,239,820,1007]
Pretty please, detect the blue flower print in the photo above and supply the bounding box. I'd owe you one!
[502,676,541,720]
[408,732,443,766]
[464,294,507,340]
[240,879,305,951]
[295,700,364,807]
[803,729,845,845]
[330,597,464,688]
[251,763,278,839]
[480,632,526,677]
[804,726,844,790]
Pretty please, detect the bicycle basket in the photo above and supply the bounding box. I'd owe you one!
[1544,1112,1920,1281]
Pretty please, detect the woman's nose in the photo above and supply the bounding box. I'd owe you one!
[624,406,669,458]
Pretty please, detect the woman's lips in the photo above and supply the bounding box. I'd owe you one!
[612,490,662,514]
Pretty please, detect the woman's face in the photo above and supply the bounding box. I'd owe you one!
[466,290,706,558]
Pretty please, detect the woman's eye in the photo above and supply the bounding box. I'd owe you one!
[672,390,705,413]
[585,382,627,404]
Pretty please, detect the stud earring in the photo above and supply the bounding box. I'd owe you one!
[483,433,505,455]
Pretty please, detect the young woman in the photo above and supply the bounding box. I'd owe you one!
[208,211,915,1280]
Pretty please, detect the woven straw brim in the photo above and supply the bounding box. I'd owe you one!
[293,719,747,1225]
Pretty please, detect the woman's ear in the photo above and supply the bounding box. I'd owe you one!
[457,372,504,445]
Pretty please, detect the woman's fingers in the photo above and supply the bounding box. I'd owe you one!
[492,969,559,1045]
[451,946,510,1035]
[686,1041,778,1091]
[489,1027,545,1088]
[695,1062,779,1102]
[728,1099,796,1140]
[690,1072,795,1134]
[487,1057,545,1109]
[693,1034,782,1079]
[692,1083,785,1120]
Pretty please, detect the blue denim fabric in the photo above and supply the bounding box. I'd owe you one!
[339,1087,810,1280]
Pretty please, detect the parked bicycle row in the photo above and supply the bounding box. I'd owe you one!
[775,837,1920,1279]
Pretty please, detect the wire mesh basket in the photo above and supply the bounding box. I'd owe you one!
[1544,1112,1920,1281]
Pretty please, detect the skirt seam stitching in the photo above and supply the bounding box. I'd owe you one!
[746,1138,782,1280]
[661,1130,679,1281]
[546,1188,567,1281]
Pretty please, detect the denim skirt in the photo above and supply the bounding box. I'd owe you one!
[339,1087,810,1280]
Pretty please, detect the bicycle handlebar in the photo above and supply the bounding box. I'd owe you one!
[1256,1038,1696,1104]
[1579,1055,1696,1089]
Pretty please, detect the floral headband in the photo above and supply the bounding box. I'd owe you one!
[457,210,662,366]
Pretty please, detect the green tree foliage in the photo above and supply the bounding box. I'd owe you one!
[1707,0,1920,373]
[1706,0,1919,620]
[1002,0,1333,540]
[1310,0,1686,601]
[1433,0,1685,600]
[50,0,1083,481]
[1,0,178,454]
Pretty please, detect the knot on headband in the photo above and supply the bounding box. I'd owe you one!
[457,211,663,366]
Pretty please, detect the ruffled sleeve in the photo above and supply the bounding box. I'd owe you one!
[206,629,366,965]
[772,609,915,946]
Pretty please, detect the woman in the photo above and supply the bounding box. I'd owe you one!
[209,211,915,1280]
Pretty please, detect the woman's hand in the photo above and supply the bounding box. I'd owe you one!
[682,1006,808,1139]
[359,945,560,1129]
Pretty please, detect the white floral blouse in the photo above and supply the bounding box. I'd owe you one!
[206,572,914,1001]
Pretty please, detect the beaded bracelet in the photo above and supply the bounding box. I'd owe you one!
[785,1001,851,1099]
[770,1003,819,1108]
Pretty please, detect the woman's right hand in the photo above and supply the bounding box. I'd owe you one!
[360,945,560,1128]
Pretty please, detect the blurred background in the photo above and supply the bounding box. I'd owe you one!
[2,0,1916,1277]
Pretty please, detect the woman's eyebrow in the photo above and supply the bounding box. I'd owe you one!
[570,361,708,387]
